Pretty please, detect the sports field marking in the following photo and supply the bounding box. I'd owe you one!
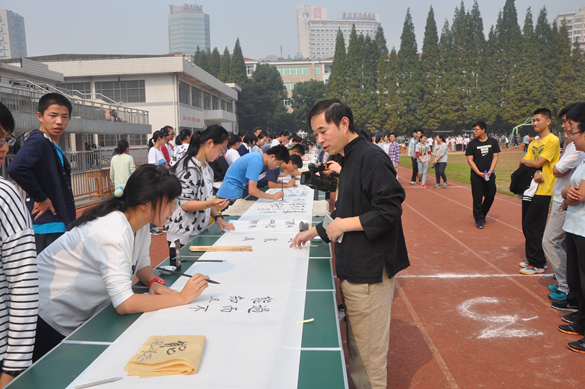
[403,203,551,309]
[398,273,553,279]
[457,297,544,339]
[397,283,460,389]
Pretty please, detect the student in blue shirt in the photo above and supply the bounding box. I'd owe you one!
[217,145,289,200]
[8,93,76,254]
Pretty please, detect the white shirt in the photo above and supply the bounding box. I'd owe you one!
[226,149,240,166]
[148,147,165,165]
[270,139,281,148]
[171,143,190,167]
[552,142,584,204]
[563,160,585,236]
[37,211,151,336]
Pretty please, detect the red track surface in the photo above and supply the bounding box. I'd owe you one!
[132,161,585,388]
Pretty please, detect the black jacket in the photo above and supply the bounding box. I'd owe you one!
[7,129,76,226]
[510,164,538,196]
[316,136,410,283]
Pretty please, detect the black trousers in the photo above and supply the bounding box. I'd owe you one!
[470,173,496,222]
[32,316,65,362]
[410,157,418,182]
[521,195,551,268]
[34,232,63,255]
[566,233,585,331]
[435,162,447,185]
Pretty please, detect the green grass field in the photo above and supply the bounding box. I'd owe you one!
[399,149,525,197]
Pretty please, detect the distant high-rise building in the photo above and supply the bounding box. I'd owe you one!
[555,7,585,51]
[0,9,27,59]
[168,3,210,54]
[296,4,380,59]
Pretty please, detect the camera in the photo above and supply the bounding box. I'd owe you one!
[300,163,338,192]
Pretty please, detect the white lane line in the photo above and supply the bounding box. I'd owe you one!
[403,203,552,309]
[398,285,460,389]
[398,274,554,279]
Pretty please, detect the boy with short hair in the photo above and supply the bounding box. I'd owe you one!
[8,93,76,254]
[519,108,560,275]
[217,145,289,200]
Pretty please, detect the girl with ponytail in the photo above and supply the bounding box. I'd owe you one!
[170,128,192,167]
[147,131,168,168]
[166,125,234,246]
[33,165,211,362]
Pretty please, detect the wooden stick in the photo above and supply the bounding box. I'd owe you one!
[189,245,252,252]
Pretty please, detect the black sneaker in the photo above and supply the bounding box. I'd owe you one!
[476,221,484,229]
[562,312,578,324]
[551,300,578,312]
[558,324,584,336]
[568,338,585,354]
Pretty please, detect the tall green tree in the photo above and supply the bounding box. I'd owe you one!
[193,46,210,72]
[437,20,461,131]
[291,80,326,129]
[571,41,585,101]
[326,29,348,100]
[251,63,289,131]
[419,6,441,131]
[535,7,556,109]
[345,25,363,118]
[218,47,231,82]
[552,22,579,119]
[466,0,487,124]
[208,47,221,78]
[502,7,545,126]
[474,26,498,126]
[229,38,248,86]
[378,47,401,132]
[397,8,422,128]
[236,83,275,132]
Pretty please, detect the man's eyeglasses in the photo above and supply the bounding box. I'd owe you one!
[569,131,583,138]
[0,137,16,147]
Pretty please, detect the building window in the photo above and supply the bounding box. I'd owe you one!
[95,80,146,103]
[226,100,233,113]
[179,81,190,105]
[98,134,119,147]
[203,92,211,110]
[315,66,321,74]
[221,99,226,110]
[283,99,291,106]
[212,95,219,110]
[284,83,296,90]
[192,87,201,108]
[128,134,147,146]
[576,18,583,23]
[575,30,582,35]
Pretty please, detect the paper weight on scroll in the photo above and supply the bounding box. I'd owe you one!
[124,335,206,378]
[189,245,252,252]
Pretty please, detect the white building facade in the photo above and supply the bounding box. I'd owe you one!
[296,4,380,59]
[0,9,27,60]
[35,54,238,139]
[169,4,211,54]
[555,7,585,50]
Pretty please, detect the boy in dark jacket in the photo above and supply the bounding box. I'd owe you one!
[7,93,76,254]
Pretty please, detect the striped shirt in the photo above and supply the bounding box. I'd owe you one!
[0,178,38,372]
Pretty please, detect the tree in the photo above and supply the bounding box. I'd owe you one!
[571,41,585,101]
[437,20,461,131]
[345,26,363,120]
[291,80,326,129]
[236,83,275,132]
[218,47,231,82]
[326,29,348,100]
[251,64,286,102]
[552,22,579,119]
[419,6,441,131]
[229,38,248,86]
[502,7,545,126]
[193,46,209,72]
[535,7,557,109]
[208,47,221,78]
[377,47,401,132]
[397,8,422,128]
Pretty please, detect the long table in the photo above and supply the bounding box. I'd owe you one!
[9,211,347,388]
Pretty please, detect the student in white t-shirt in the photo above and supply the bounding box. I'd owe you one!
[147,130,168,167]
[225,134,242,166]
[33,165,211,362]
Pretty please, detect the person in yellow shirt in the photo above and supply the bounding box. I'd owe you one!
[519,108,560,275]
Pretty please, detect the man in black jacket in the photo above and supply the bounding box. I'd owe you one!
[291,99,409,389]
[7,93,76,254]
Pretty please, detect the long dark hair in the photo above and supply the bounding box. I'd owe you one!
[148,131,164,149]
[68,165,181,230]
[114,139,129,155]
[173,125,229,173]
[176,128,192,145]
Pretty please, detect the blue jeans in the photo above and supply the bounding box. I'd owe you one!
[435,162,447,185]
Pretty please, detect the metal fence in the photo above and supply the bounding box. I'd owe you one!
[1,148,149,202]
[0,83,149,127]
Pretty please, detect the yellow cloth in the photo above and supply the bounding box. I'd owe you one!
[525,134,560,196]
[124,335,206,378]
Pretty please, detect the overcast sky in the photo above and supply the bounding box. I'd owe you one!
[3,0,583,60]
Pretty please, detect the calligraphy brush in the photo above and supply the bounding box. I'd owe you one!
[159,267,220,284]
[181,259,225,263]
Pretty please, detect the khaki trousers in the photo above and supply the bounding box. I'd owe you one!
[341,272,395,389]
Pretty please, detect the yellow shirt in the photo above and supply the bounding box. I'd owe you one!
[525,133,560,196]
